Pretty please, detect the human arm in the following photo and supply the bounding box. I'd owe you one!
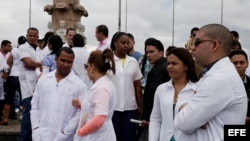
[174,78,234,133]
[72,99,81,109]
[63,84,88,135]
[134,79,143,119]
[22,57,41,70]
[77,87,110,136]
[30,79,41,130]
[149,86,162,141]
[6,53,13,68]
[77,115,106,136]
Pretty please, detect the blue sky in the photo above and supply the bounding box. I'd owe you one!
[0,0,249,54]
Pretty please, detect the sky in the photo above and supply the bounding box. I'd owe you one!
[0,0,250,53]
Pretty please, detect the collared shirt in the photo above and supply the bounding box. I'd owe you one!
[149,80,197,141]
[96,38,110,51]
[74,75,116,141]
[18,42,39,99]
[31,70,87,141]
[72,47,92,90]
[200,59,219,77]
[111,55,142,111]
[175,57,247,141]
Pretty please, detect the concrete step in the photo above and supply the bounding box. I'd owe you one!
[0,119,20,141]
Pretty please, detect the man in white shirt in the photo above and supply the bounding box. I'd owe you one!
[174,24,247,141]
[18,27,41,141]
[62,28,76,48]
[71,34,92,90]
[0,40,12,121]
[95,24,110,51]
[31,47,87,141]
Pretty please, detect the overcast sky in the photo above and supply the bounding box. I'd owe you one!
[0,0,249,53]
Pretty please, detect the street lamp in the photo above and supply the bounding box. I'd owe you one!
[172,0,175,46]
[118,0,121,31]
[29,0,31,27]
[125,0,128,32]
[221,0,223,25]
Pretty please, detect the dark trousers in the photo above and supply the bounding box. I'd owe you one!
[4,76,21,118]
[19,96,32,141]
[4,76,21,104]
[112,110,138,141]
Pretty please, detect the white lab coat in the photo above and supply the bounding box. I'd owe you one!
[174,57,248,141]
[31,70,87,141]
[149,80,198,141]
[74,75,117,141]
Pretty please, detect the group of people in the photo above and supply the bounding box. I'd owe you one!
[0,23,249,141]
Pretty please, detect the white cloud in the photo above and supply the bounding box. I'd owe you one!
[0,0,249,54]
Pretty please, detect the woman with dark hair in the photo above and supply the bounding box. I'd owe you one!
[110,31,143,141]
[149,48,198,141]
[73,48,116,141]
[39,35,63,76]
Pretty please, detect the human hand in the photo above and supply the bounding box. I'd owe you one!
[141,120,149,127]
[200,123,207,129]
[179,103,187,111]
[72,99,81,109]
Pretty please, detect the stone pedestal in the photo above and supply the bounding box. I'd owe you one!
[44,0,88,33]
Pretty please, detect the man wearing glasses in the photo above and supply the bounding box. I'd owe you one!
[175,24,247,141]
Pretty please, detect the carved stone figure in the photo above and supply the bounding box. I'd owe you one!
[47,21,54,32]
[44,0,88,32]
[75,22,85,35]
[56,20,67,42]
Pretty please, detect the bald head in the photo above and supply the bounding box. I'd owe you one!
[199,24,233,55]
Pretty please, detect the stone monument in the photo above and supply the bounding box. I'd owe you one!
[56,20,67,42]
[47,21,54,32]
[75,22,85,36]
[44,0,88,36]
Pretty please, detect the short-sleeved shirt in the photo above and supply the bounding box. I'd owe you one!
[18,42,39,99]
[111,55,142,111]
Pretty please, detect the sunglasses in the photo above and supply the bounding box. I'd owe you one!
[193,39,215,46]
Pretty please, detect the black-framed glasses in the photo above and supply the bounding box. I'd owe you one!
[84,64,89,69]
[193,39,215,46]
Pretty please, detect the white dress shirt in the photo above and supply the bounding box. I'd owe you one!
[31,70,87,141]
[149,80,198,141]
[18,42,39,100]
[111,55,142,111]
[174,57,248,141]
[72,47,92,90]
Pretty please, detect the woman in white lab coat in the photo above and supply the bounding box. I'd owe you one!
[149,48,199,141]
[73,48,117,141]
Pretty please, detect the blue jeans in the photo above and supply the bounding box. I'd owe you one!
[19,96,32,141]
[112,110,138,141]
